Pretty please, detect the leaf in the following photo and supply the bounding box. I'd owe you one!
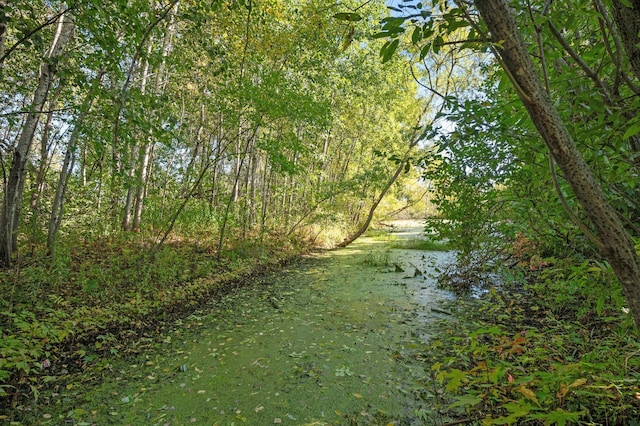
[381,16,407,28]
[381,39,400,63]
[449,394,482,409]
[372,31,392,39]
[568,378,587,389]
[353,393,363,398]
[622,121,640,140]
[517,385,539,406]
[445,369,466,392]
[419,43,431,60]
[333,12,362,22]
[411,27,422,45]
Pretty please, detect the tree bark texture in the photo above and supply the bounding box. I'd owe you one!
[0,11,74,267]
[474,0,640,328]
[0,2,6,64]
[611,0,640,81]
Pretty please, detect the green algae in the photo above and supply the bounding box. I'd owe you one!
[24,225,456,425]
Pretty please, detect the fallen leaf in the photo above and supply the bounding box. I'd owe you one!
[353,393,363,398]
[568,378,587,389]
[517,385,539,405]
[274,418,282,424]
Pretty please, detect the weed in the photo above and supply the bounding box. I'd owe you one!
[361,251,391,267]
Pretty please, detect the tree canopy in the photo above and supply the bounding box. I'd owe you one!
[0,0,432,263]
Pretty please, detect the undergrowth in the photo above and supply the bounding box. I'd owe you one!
[418,256,640,425]
[0,231,303,416]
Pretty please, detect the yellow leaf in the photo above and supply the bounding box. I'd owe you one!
[353,393,363,398]
[66,383,74,390]
[517,385,539,405]
[557,383,568,399]
[568,378,587,388]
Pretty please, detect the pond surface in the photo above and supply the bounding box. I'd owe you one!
[37,223,456,425]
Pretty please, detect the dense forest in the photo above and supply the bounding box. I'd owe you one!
[2,0,640,424]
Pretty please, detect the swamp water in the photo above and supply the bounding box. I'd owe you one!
[37,224,457,425]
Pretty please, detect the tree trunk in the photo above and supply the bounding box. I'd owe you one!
[132,3,178,230]
[611,0,640,81]
[122,44,152,231]
[475,0,640,329]
[29,82,63,244]
[47,72,103,252]
[0,2,6,64]
[336,152,410,248]
[0,11,74,267]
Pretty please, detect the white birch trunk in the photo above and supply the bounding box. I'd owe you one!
[0,11,74,266]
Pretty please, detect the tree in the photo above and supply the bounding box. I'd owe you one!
[473,0,640,327]
[0,8,74,266]
[380,0,640,326]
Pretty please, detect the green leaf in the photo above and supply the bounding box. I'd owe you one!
[372,31,392,39]
[411,27,422,45]
[419,43,431,60]
[444,368,467,392]
[529,408,583,426]
[380,16,406,28]
[449,393,482,409]
[622,121,640,140]
[381,39,400,63]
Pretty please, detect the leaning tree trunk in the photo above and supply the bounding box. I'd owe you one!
[475,0,640,329]
[0,11,74,267]
[336,150,412,248]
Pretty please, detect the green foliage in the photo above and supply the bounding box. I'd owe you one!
[421,260,640,424]
[0,229,302,408]
[379,0,640,266]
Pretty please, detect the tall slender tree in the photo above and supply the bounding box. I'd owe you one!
[0,9,74,266]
